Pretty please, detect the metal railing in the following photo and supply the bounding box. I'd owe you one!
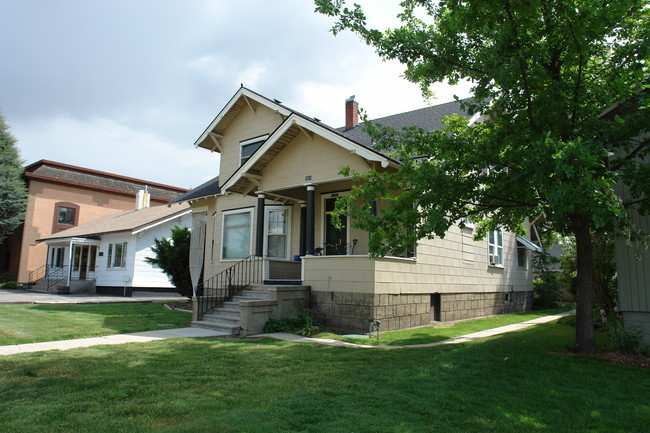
[195,255,263,322]
[28,265,47,285]
[46,265,69,292]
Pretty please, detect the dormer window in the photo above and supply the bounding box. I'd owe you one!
[240,135,268,165]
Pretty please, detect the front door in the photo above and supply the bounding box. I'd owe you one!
[72,245,97,280]
[323,194,348,255]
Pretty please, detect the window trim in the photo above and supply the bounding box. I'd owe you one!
[52,202,80,233]
[240,135,269,166]
[107,241,128,269]
[221,208,254,261]
[487,229,504,267]
[264,206,292,260]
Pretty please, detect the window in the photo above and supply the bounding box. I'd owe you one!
[516,241,528,269]
[107,242,128,268]
[222,209,253,260]
[49,247,64,268]
[488,229,503,266]
[210,212,218,262]
[266,207,290,259]
[53,202,79,232]
[58,207,76,224]
[240,135,268,165]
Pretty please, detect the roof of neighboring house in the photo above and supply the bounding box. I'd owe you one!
[38,203,191,241]
[24,160,188,202]
[171,176,220,204]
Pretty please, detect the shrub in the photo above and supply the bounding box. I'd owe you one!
[0,279,22,290]
[533,273,562,309]
[263,309,320,336]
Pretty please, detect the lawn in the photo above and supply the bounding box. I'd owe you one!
[0,303,191,345]
[0,320,648,433]
[314,306,574,346]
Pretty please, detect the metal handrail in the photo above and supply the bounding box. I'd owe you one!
[46,265,69,292]
[195,255,263,322]
[28,265,47,284]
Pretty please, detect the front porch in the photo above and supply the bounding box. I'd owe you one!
[32,238,101,294]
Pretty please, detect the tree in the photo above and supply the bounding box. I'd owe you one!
[315,0,650,353]
[0,112,27,244]
[145,225,193,298]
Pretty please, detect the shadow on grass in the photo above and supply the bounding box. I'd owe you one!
[1,321,647,433]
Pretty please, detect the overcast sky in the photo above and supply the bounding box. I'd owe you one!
[0,0,471,190]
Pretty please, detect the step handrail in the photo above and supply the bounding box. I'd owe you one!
[195,255,263,321]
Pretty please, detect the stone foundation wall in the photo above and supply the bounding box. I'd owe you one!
[311,290,533,334]
[439,291,533,322]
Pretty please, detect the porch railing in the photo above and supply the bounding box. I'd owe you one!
[46,265,69,292]
[195,255,263,322]
[28,265,47,285]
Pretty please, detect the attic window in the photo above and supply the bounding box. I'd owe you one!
[240,135,269,165]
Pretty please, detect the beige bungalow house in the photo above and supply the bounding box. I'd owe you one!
[174,87,538,335]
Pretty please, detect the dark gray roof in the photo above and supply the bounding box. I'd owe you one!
[24,160,187,201]
[337,99,472,149]
[171,176,220,203]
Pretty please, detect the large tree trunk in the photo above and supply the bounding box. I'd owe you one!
[572,214,597,353]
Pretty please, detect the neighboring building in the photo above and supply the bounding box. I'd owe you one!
[175,87,538,334]
[37,201,191,295]
[0,160,187,284]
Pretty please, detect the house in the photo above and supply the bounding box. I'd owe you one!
[37,198,191,295]
[173,87,538,334]
[0,160,188,285]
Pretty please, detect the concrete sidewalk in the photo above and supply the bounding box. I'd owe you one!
[0,288,187,304]
[258,310,575,349]
[0,328,226,356]
[0,311,574,357]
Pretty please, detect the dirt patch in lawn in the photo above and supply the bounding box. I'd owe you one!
[556,348,650,369]
[165,302,192,312]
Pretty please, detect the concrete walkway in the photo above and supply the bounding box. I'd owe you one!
[0,288,187,304]
[0,328,225,356]
[258,310,575,349]
[0,310,574,356]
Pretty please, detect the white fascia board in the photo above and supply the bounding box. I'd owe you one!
[194,88,292,148]
[222,114,394,193]
[132,210,192,235]
[43,237,101,246]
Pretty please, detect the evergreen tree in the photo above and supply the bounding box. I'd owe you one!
[145,225,193,298]
[0,112,27,244]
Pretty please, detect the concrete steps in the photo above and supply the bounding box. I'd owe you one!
[191,287,272,335]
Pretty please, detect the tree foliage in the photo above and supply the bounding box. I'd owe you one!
[0,112,27,244]
[145,225,193,298]
[315,0,650,353]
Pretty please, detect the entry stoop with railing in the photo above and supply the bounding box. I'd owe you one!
[192,255,310,336]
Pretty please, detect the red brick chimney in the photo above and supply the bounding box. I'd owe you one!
[345,95,358,130]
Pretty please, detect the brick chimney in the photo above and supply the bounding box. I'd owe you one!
[345,95,358,130]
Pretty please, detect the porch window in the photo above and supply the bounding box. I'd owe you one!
[222,209,253,260]
[49,247,64,268]
[266,207,290,259]
[488,230,503,266]
[240,135,268,165]
[107,242,128,268]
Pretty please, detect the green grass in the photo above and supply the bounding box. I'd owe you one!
[0,303,191,345]
[0,320,647,433]
[314,306,574,346]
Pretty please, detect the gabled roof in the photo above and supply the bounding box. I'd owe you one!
[170,176,220,204]
[38,203,191,241]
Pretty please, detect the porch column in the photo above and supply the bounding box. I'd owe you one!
[306,185,315,255]
[299,202,307,256]
[255,193,265,257]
